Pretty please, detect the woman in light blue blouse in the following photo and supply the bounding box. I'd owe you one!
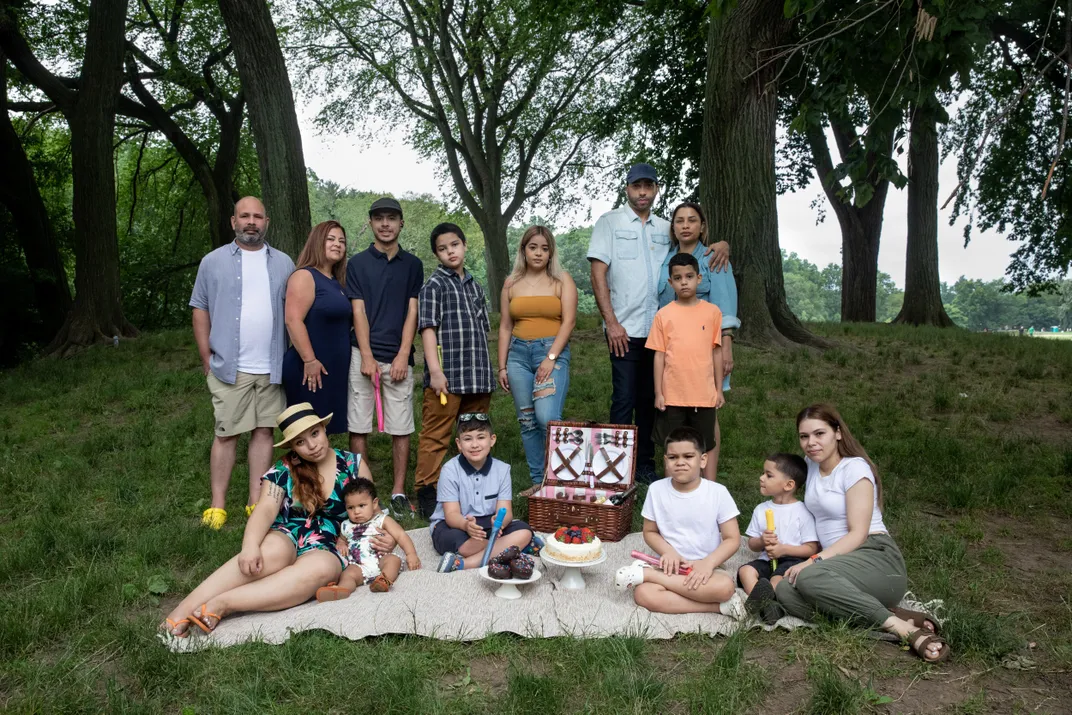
[657,202,739,476]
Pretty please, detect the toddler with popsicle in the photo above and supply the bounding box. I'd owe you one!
[737,453,820,624]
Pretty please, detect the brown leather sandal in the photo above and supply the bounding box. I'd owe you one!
[906,628,950,662]
[891,607,940,633]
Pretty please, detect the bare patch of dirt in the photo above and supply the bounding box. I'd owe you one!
[466,654,510,698]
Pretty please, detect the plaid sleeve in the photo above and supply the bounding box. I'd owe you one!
[476,283,490,334]
[418,278,441,331]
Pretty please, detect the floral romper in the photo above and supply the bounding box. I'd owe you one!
[340,511,388,583]
[262,449,361,567]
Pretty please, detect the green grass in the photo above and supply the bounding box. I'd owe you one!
[2,318,1071,712]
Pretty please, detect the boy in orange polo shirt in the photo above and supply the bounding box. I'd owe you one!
[646,252,724,481]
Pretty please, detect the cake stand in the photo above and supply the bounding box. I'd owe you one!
[478,565,543,600]
[540,551,607,590]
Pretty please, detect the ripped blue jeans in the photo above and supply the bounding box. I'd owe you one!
[506,337,571,484]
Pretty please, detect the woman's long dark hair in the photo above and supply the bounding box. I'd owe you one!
[296,221,346,283]
[283,452,328,514]
[669,202,709,248]
[796,404,883,507]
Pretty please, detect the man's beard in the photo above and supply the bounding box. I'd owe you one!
[235,228,265,246]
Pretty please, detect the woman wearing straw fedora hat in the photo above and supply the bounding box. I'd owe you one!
[161,403,394,638]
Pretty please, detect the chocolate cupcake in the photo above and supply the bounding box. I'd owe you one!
[495,545,521,564]
[488,561,512,580]
[510,554,534,580]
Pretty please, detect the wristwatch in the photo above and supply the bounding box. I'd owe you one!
[547,353,557,361]
[810,554,823,562]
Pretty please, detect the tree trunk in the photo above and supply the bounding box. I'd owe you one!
[476,213,511,312]
[48,0,137,354]
[700,0,828,347]
[840,206,884,321]
[0,49,71,337]
[894,98,954,327]
[211,92,244,248]
[806,123,891,322]
[218,0,310,258]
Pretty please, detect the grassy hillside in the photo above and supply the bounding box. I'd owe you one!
[1,318,1070,713]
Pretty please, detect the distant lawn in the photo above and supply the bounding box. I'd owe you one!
[2,318,1071,712]
[1035,331,1072,340]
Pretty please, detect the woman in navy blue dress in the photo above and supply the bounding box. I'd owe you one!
[283,221,352,434]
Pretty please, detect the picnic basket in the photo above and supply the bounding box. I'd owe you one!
[520,420,638,542]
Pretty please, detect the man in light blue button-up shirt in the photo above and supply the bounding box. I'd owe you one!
[189,197,294,529]
[588,165,730,481]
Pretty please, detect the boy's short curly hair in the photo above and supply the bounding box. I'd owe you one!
[342,477,377,501]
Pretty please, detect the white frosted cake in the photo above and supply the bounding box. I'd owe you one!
[545,526,603,562]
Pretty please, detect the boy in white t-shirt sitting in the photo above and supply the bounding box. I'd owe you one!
[615,427,744,618]
[738,453,819,624]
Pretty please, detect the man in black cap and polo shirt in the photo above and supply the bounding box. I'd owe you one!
[346,197,424,519]
[587,164,730,483]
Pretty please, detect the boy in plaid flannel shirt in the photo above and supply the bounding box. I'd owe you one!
[414,223,495,518]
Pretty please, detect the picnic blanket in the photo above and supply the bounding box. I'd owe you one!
[164,529,939,652]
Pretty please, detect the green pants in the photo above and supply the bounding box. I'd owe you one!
[774,533,907,628]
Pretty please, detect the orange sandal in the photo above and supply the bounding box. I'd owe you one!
[369,574,393,593]
[316,585,352,602]
[189,604,222,634]
[160,617,191,638]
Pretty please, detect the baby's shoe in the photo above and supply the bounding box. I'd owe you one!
[369,574,393,592]
[522,534,544,557]
[615,563,646,591]
[436,552,465,573]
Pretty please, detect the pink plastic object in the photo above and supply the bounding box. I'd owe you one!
[372,370,385,432]
[630,550,692,575]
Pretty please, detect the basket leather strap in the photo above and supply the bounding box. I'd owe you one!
[553,445,581,478]
[594,447,626,480]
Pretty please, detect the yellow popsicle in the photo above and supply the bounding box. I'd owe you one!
[437,345,447,405]
[765,507,778,570]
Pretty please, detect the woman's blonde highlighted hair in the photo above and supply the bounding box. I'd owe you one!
[508,225,563,284]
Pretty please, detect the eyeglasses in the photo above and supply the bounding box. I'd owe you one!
[458,413,490,423]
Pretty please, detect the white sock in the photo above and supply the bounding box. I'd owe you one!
[392,493,406,500]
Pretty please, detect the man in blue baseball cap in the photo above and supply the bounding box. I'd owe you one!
[587,164,729,482]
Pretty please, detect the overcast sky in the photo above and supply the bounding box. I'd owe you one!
[299,111,1013,288]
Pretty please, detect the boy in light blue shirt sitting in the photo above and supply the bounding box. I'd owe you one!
[431,414,534,572]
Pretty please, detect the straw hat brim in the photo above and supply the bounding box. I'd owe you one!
[274,407,333,448]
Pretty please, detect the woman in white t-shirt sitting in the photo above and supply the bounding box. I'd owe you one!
[774,404,949,662]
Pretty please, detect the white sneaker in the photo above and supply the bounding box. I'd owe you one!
[615,563,646,591]
[720,592,746,621]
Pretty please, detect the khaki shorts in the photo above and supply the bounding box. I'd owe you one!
[206,371,285,437]
[347,348,415,436]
